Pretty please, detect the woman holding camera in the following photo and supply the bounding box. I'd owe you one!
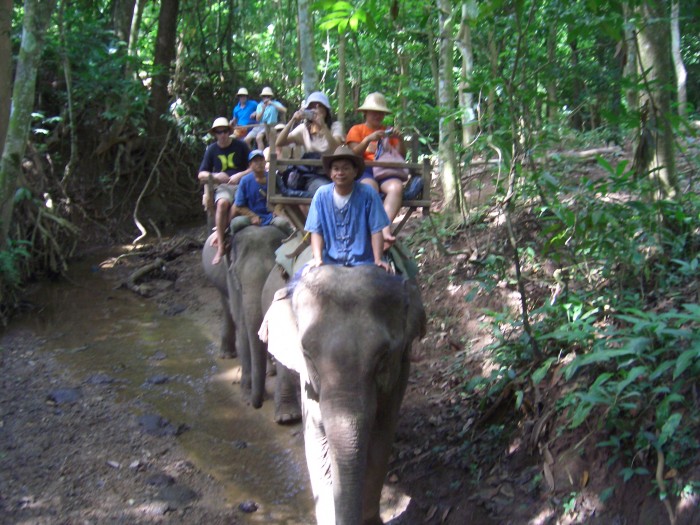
[276,91,345,195]
[346,92,406,248]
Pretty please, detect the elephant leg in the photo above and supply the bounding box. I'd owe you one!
[274,363,301,424]
[218,293,237,359]
[302,388,335,524]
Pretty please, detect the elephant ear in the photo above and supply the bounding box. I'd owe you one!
[261,297,306,376]
[403,279,427,342]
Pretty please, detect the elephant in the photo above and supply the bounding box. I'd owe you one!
[264,264,427,525]
[202,225,301,423]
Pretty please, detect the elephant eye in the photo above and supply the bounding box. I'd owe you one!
[303,354,322,397]
[375,347,400,391]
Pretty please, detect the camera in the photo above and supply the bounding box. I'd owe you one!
[303,109,316,121]
[384,127,394,135]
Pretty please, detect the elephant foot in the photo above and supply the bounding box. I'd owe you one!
[274,402,301,425]
[218,347,237,359]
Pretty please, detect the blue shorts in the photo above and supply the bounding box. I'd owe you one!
[358,167,404,184]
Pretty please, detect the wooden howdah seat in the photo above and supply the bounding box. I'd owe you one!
[265,125,431,234]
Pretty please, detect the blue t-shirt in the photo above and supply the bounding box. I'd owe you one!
[198,140,250,175]
[305,182,390,266]
[234,172,272,225]
[256,101,282,124]
[233,100,258,126]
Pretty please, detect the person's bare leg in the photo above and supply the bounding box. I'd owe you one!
[360,178,379,192]
[212,201,230,265]
[256,132,266,151]
[381,179,403,222]
[380,179,403,250]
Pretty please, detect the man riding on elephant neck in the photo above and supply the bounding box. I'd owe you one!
[304,145,391,273]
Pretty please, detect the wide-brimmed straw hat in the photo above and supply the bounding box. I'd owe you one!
[236,87,249,96]
[260,86,274,97]
[322,145,365,179]
[208,117,232,135]
[357,92,391,114]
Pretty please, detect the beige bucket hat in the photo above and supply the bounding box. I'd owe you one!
[208,117,232,135]
[322,145,365,179]
[260,86,274,97]
[236,87,249,96]
[357,92,391,114]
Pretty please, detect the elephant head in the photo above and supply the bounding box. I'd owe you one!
[265,264,426,524]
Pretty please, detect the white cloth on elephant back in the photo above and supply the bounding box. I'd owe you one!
[259,296,307,378]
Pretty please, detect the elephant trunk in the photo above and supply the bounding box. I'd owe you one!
[243,289,266,409]
[322,397,375,525]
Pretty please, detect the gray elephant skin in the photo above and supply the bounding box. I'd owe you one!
[201,225,299,420]
[266,264,427,525]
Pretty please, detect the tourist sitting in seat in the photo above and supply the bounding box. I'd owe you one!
[231,87,258,139]
[276,91,344,196]
[244,86,287,151]
[198,117,250,265]
[231,149,293,236]
[346,92,406,248]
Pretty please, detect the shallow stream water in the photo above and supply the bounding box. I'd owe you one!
[10,249,314,524]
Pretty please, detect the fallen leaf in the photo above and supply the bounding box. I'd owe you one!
[425,505,437,521]
[581,470,589,488]
[543,446,554,466]
[500,483,514,498]
[441,506,452,522]
[664,468,678,479]
[543,462,555,492]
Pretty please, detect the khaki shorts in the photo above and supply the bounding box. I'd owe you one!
[214,184,236,204]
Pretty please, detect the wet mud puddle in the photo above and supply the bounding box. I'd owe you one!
[10,251,313,524]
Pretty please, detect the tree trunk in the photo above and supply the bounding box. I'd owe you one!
[546,24,557,126]
[456,2,476,147]
[0,0,57,247]
[58,0,78,184]
[0,0,12,150]
[297,0,317,98]
[147,0,179,139]
[337,31,346,127]
[487,27,498,133]
[622,2,638,111]
[568,28,584,130]
[437,0,461,213]
[634,0,678,199]
[111,0,135,44]
[127,0,146,62]
[670,0,686,116]
[426,13,440,107]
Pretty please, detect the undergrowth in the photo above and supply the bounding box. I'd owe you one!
[414,151,700,509]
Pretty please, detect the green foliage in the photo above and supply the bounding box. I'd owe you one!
[0,240,30,325]
[455,136,700,502]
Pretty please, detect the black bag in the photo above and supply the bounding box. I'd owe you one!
[278,152,324,197]
[276,173,314,198]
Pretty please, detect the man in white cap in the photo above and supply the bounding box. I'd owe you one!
[198,117,251,265]
[231,87,258,139]
[244,86,287,150]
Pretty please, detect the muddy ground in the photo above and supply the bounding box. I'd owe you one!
[1,202,697,524]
